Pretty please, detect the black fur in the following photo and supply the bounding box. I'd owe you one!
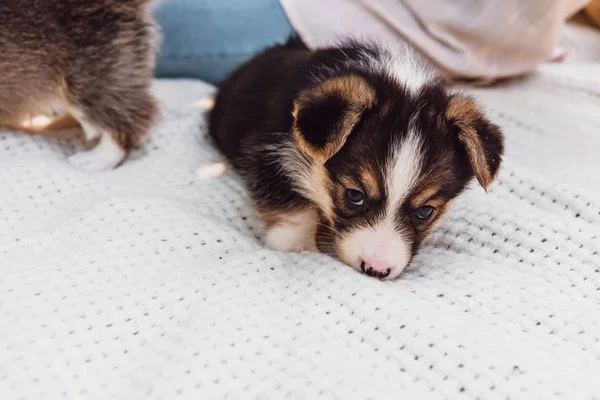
[208,39,504,277]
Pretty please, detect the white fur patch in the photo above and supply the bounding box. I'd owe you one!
[339,223,412,280]
[69,108,101,141]
[338,130,423,279]
[78,119,102,142]
[263,208,318,253]
[381,51,433,93]
[277,144,334,219]
[353,44,434,93]
[386,130,424,212]
[68,132,126,171]
[196,162,227,180]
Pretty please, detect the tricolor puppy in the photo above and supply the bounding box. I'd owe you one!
[209,39,504,280]
[0,0,159,170]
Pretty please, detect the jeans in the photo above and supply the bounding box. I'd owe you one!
[153,0,295,84]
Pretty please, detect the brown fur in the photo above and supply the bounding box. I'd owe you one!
[409,185,444,209]
[36,113,81,133]
[359,167,382,200]
[259,207,300,230]
[446,95,495,189]
[0,0,159,162]
[292,75,376,163]
[413,200,453,238]
[208,39,505,278]
[585,0,600,28]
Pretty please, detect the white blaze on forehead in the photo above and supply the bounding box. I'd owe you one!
[386,130,424,215]
[337,131,424,278]
[382,52,434,93]
[354,44,434,93]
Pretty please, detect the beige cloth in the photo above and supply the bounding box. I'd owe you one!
[280,0,589,80]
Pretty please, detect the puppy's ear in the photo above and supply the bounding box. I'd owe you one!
[446,94,505,190]
[292,75,376,163]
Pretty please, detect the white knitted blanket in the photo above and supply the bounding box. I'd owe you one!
[2,30,600,400]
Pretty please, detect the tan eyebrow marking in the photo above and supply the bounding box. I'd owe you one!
[337,168,382,201]
[410,185,443,208]
[359,168,381,198]
[338,175,356,189]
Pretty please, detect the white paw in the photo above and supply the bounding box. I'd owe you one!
[265,238,317,253]
[263,213,318,253]
[68,132,126,171]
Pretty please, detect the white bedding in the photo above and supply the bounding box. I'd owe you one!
[2,34,600,400]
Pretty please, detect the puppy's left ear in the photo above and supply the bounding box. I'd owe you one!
[446,94,505,190]
[292,75,376,163]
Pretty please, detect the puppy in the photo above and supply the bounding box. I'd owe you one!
[209,39,504,280]
[0,0,159,170]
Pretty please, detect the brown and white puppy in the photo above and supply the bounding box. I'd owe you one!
[209,38,504,280]
[0,0,159,170]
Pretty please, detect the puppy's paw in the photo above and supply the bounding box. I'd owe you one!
[264,233,317,253]
[263,212,318,253]
[68,132,126,171]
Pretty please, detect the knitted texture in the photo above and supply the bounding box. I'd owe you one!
[2,40,600,400]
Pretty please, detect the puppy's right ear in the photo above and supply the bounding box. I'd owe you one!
[446,94,505,191]
[292,75,376,163]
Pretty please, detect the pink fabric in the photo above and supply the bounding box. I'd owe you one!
[280,0,589,80]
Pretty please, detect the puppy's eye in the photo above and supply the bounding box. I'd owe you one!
[415,205,435,220]
[345,189,364,206]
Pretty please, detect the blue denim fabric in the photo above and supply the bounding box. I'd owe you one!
[153,0,295,84]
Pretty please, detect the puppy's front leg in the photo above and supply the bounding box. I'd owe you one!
[261,207,318,253]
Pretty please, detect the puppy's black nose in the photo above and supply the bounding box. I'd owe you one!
[360,261,391,279]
